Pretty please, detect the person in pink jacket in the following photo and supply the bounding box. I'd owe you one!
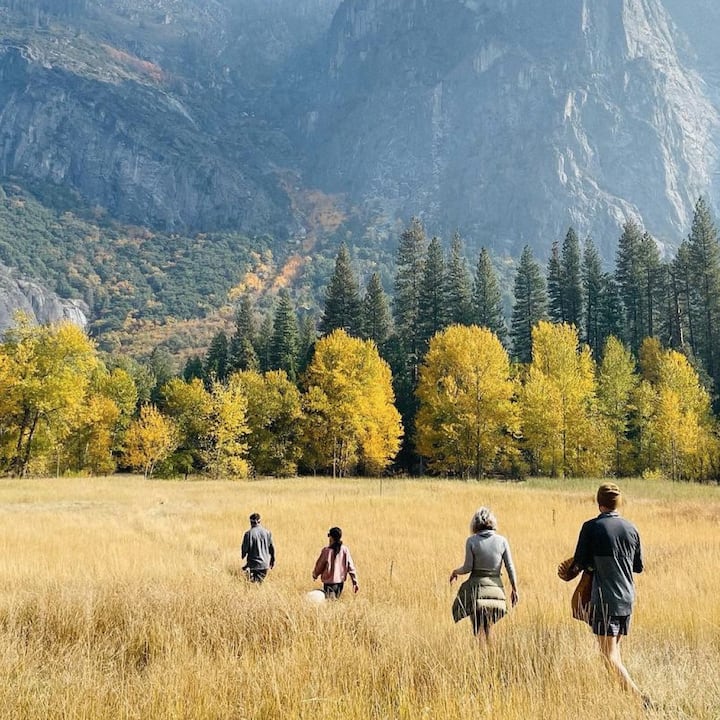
[312,526,359,599]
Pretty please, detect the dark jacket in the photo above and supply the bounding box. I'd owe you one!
[573,511,643,616]
[242,524,275,570]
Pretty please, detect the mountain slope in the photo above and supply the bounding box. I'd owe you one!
[282,0,719,257]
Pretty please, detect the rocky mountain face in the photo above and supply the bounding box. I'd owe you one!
[0,0,718,337]
[0,263,87,331]
[0,0,339,235]
[283,0,719,257]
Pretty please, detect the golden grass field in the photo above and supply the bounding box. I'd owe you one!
[0,475,718,720]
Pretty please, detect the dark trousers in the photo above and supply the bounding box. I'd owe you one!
[247,568,268,583]
[323,582,344,599]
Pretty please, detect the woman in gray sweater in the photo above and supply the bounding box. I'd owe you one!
[450,507,519,643]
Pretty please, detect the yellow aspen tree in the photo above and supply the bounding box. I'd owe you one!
[204,376,250,479]
[123,404,178,479]
[302,329,402,477]
[233,369,303,477]
[597,336,639,476]
[415,325,518,479]
[161,377,212,476]
[519,321,609,477]
[61,366,139,476]
[643,349,717,481]
[0,316,100,476]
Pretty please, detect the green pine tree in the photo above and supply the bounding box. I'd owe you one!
[228,295,259,373]
[361,272,391,348]
[686,196,720,384]
[418,236,447,351]
[269,289,299,381]
[392,217,427,367]
[562,227,583,330]
[204,332,229,384]
[615,219,646,352]
[547,240,565,323]
[445,231,472,325]
[471,247,507,342]
[320,243,362,337]
[510,245,548,363]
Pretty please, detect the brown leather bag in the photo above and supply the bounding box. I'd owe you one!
[571,571,592,622]
[558,557,592,622]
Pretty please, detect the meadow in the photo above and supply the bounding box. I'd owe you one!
[0,475,718,720]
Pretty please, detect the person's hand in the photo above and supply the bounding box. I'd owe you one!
[352,582,359,594]
[312,574,317,581]
[511,588,519,607]
[449,571,458,584]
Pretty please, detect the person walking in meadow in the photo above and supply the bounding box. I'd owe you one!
[312,526,359,599]
[241,512,275,583]
[568,483,648,704]
[450,507,518,644]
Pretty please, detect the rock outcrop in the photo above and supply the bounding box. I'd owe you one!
[0,263,88,331]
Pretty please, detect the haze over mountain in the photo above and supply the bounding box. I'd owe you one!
[0,0,719,338]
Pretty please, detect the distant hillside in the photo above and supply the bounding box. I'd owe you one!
[0,0,719,353]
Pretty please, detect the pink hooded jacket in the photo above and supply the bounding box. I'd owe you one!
[312,545,358,586]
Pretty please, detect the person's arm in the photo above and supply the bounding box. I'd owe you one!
[241,531,249,561]
[345,547,359,592]
[572,521,593,572]
[502,539,519,606]
[633,531,643,574]
[268,532,275,569]
[312,548,327,581]
[450,537,473,583]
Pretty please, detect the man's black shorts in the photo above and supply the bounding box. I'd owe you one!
[592,613,630,636]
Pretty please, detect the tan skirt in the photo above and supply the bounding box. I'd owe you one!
[452,574,507,623]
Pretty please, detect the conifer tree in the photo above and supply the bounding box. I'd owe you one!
[547,240,565,323]
[582,236,604,353]
[472,247,507,342]
[204,332,229,383]
[639,231,664,341]
[228,295,259,373]
[390,217,428,466]
[671,240,694,351]
[686,196,720,385]
[418,236,447,351]
[445,231,472,325]
[297,312,317,374]
[562,227,583,330]
[256,314,273,373]
[183,356,204,382]
[616,219,646,352]
[392,217,427,368]
[510,245,547,363]
[361,272,391,348]
[320,243,362,337]
[269,289,299,382]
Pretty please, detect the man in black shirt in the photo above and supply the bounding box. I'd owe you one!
[572,483,646,701]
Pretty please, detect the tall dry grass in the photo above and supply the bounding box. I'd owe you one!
[0,476,718,719]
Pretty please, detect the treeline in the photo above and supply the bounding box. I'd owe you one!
[3,197,720,481]
[0,317,400,479]
[184,197,720,481]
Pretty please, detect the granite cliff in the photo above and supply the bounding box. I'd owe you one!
[283,0,719,257]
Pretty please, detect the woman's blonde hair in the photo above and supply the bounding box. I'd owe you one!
[470,507,497,533]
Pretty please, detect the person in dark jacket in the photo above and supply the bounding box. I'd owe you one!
[571,483,647,702]
[241,512,275,583]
